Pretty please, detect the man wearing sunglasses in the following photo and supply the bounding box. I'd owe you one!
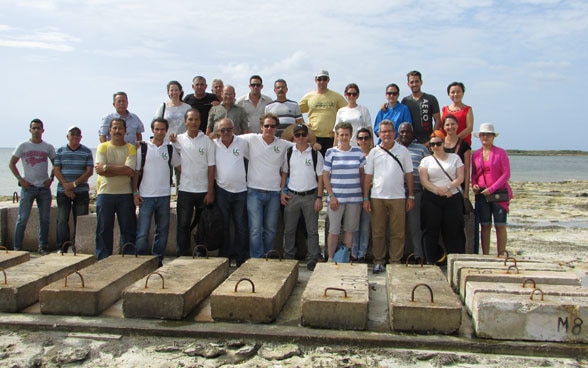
[237,75,273,134]
[299,70,347,157]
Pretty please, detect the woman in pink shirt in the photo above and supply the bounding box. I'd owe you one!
[471,123,512,255]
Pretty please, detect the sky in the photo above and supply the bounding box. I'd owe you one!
[0,0,586,151]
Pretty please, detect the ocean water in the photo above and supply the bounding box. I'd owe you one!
[0,147,587,196]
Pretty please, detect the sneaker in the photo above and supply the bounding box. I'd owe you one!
[38,249,50,256]
[373,264,384,274]
[350,255,358,262]
[307,261,317,271]
[358,256,366,263]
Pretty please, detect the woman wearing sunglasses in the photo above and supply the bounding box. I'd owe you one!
[334,83,372,146]
[418,130,465,264]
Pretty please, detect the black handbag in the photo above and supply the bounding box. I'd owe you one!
[485,188,509,202]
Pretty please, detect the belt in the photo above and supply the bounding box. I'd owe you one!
[288,189,316,196]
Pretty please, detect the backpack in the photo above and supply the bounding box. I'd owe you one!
[286,146,318,180]
[195,204,224,251]
[138,142,174,188]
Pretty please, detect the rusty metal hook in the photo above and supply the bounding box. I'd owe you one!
[506,265,519,274]
[265,249,282,261]
[405,253,424,267]
[0,246,8,254]
[12,192,19,203]
[234,278,255,293]
[64,271,85,288]
[522,278,536,288]
[503,256,517,267]
[121,242,138,257]
[60,241,77,256]
[497,250,510,258]
[145,271,165,289]
[323,287,348,298]
[411,283,434,303]
[192,244,209,259]
[529,287,544,301]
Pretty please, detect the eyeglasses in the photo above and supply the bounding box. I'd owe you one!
[263,124,277,129]
[386,91,399,96]
[346,92,358,97]
[316,77,329,82]
[429,141,443,147]
[250,83,262,88]
[294,132,308,138]
[219,127,234,133]
[357,136,371,141]
[479,132,495,137]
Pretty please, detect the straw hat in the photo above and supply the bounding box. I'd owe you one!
[473,123,499,138]
[281,124,316,144]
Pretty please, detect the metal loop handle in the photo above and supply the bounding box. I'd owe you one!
[145,271,165,289]
[522,278,536,288]
[234,278,255,293]
[121,242,138,257]
[323,287,348,298]
[192,245,209,258]
[405,253,424,267]
[64,271,85,288]
[497,250,510,258]
[265,249,282,261]
[61,241,77,256]
[530,287,544,301]
[1,268,6,285]
[503,256,517,267]
[411,283,434,303]
[506,265,519,274]
[0,246,7,254]
[12,191,19,203]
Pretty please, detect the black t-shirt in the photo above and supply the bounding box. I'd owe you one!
[183,93,219,132]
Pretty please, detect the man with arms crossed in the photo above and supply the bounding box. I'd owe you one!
[95,118,137,260]
[9,118,55,254]
[363,120,414,274]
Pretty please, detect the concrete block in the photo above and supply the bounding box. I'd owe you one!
[471,292,588,342]
[464,281,588,315]
[210,258,299,323]
[122,257,229,319]
[39,255,159,316]
[0,249,30,270]
[447,253,537,288]
[387,264,462,334]
[0,253,95,312]
[300,262,369,330]
[4,206,60,251]
[459,268,581,302]
[451,259,565,292]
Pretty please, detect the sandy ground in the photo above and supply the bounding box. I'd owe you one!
[1,180,587,367]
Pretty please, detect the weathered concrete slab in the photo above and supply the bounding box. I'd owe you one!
[122,257,229,320]
[464,281,588,315]
[451,259,566,292]
[447,253,538,287]
[0,249,30,270]
[459,268,581,301]
[0,253,95,312]
[387,264,462,334]
[301,262,369,330]
[471,292,588,342]
[4,206,60,252]
[210,258,298,323]
[39,255,158,316]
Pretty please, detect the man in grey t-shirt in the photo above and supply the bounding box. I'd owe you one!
[401,70,441,144]
[9,118,56,254]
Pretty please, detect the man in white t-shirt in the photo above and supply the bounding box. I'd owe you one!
[363,120,414,274]
[214,118,249,266]
[133,118,180,266]
[240,113,291,258]
[171,109,215,256]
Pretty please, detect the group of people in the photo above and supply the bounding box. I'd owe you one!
[9,69,512,273]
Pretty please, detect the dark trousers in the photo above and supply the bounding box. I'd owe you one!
[56,191,90,250]
[176,190,206,256]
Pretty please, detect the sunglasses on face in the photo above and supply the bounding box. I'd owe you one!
[219,127,234,133]
[386,91,399,96]
[357,136,371,141]
[346,92,358,97]
[263,124,277,129]
[316,77,328,81]
[429,141,443,147]
[294,132,308,138]
[250,83,262,88]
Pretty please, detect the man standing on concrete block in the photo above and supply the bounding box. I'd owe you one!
[237,75,273,134]
[53,125,93,253]
[214,118,249,266]
[9,118,56,255]
[171,109,215,257]
[133,118,180,266]
[363,120,414,274]
[397,122,429,259]
[94,118,137,260]
[280,124,324,271]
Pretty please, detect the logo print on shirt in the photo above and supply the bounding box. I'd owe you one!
[305,158,312,166]
[233,148,240,156]
[274,146,280,153]
[162,152,169,160]
[199,147,205,155]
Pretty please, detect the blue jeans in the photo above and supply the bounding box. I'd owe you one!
[14,186,52,251]
[216,186,248,264]
[95,193,136,260]
[56,191,89,251]
[136,196,171,263]
[247,188,280,258]
[352,207,371,259]
[176,191,205,256]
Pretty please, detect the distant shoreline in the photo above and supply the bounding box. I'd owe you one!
[506,150,588,156]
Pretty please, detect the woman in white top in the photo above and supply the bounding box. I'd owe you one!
[155,80,192,141]
[418,130,465,264]
[333,83,372,146]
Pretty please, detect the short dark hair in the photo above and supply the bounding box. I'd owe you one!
[260,112,279,126]
[386,83,400,92]
[110,118,126,129]
[447,82,465,95]
[443,114,459,125]
[406,71,422,81]
[250,75,263,84]
[335,122,353,135]
[151,117,169,131]
[30,118,43,128]
[274,79,287,87]
[345,83,360,94]
[192,75,206,83]
[184,108,200,120]
[167,80,184,100]
[357,127,371,138]
[113,91,127,101]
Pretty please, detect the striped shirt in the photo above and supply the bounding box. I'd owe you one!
[54,144,94,194]
[323,146,365,204]
[407,141,429,193]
